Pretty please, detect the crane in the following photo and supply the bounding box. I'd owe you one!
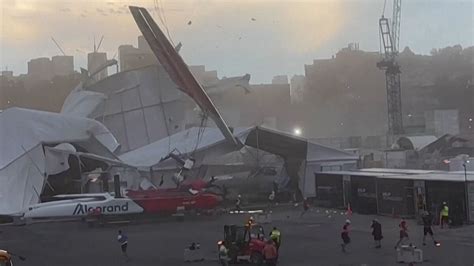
[377,0,403,135]
[51,37,67,56]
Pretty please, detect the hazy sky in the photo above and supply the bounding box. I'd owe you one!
[1,0,473,83]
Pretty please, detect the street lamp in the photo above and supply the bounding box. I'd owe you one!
[293,127,302,136]
[463,160,470,222]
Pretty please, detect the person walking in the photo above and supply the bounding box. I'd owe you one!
[117,230,129,259]
[422,210,439,246]
[268,191,275,209]
[340,219,351,253]
[218,242,229,266]
[395,219,409,249]
[300,198,310,217]
[263,239,278,266]
[235,194,242,213]
[371,219,383,248]
[270,227,281,251]
[440,202,449,229]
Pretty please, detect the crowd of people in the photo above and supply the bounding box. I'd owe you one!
[340,204,447,253]
[114,198,451,264]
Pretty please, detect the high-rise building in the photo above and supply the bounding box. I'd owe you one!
[27,57,53,82]
[52,55,74,77]
[137,35,152,53]
[290,75,305,104]
[87,52,108,81]
[118,44,158,72]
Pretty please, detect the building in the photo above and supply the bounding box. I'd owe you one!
[314,168,474,223]
[52,55,74,77]
[1,71,13,79]
[272,75,288,85]
[118,36,160,72]
[425,109,460,136]
[189,65,218,84]
[137,35,152,53]
[118,44,157,72]
[87,52,108,81]
[290,75,305,104]
[27,57,53,82]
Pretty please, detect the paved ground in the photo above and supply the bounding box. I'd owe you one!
[1,206,473,266]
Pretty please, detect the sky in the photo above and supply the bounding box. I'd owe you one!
[0,0,473,83]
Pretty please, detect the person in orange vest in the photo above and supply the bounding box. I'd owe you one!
[263,239,278,266]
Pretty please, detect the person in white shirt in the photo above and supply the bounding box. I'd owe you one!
[117,230,129,259]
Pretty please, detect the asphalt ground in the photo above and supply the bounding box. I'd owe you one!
[1,206,473,266]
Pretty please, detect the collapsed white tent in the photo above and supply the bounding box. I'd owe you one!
[0,107,119,215]
[119,125,358,198]
[119,127,251,169]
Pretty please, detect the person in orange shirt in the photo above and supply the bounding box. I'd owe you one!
[263,239,278,266]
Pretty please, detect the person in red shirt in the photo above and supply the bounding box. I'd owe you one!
[340,219,351,252]
[263,239,278,266]
[300,198,310,217]
[395,219,409,249]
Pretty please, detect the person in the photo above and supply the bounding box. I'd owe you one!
[247,216,255,228]
[263,239,278,266]
[117,230,129,259]
[340,219,351,253]
[440,202,449,229]
[270,227,281,251]
[268,191,275,209]
[371,219,383,248]
[422,211,439,246]
[235,194,242,213]
[395,219,409,249]
[218,242,229,266]
[300,198,310,217]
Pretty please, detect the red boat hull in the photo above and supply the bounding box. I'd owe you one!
[126,190,221,214]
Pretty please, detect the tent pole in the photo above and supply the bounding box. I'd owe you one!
[77,154,83,194]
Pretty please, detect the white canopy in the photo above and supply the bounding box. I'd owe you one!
[0,107,119,214]
[119,127,250,168]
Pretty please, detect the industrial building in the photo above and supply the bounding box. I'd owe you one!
[314,168,474,223]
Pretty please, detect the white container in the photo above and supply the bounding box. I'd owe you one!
[396,245,423,263]
[183,248,204,262]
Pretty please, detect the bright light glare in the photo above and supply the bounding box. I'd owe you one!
[293,128,302,136]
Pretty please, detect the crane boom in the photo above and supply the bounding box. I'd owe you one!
[51,37,66,56]
[391,0,402,53]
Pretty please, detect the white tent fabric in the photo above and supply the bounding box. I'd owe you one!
[0,107,119,169]
[119,127,250,168]
[0,145,45,215]
[306,141,358,162]
[44,143,76,175]
[61,83,107,118]
[0,107,119,214]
